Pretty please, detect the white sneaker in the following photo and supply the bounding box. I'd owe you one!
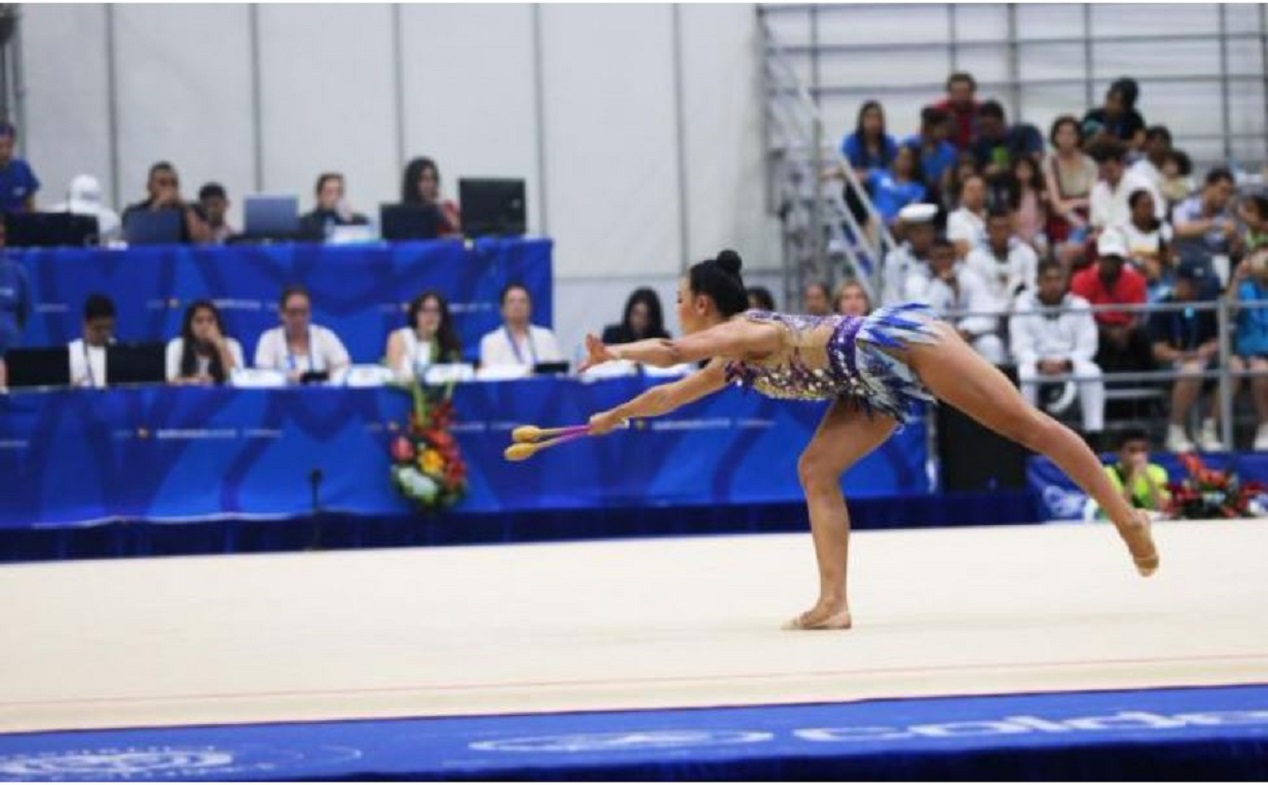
[1197,418,1224,452]
[1254,424,1268,452]
[1166,424,1195,453]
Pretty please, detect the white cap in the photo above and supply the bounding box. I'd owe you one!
[898,203,938,224]
[1096,230,1128,259]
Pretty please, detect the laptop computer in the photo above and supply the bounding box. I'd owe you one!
[123,208,183,246]
[4,212,100,248]
[379,203,441,241]
[5,347,72,388]
[458,179,526,238]
[106,342,167,386]
[242,195,300,241]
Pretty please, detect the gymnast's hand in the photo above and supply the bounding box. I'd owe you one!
[589,409,624,436]
[577,334,618,373]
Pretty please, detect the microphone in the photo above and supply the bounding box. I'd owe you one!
[306,468,324,551]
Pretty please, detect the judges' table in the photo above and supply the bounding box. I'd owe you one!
[14,237,552,362]
[0,376,929,529]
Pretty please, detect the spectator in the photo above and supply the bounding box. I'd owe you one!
[802,281,832,317]
[1171,167,1237,274]
[253,285,351,383]
[1082,78,1147,152]
[298,173,368,242]
[747,286,776,312]
[1122,188,1175,301]
[1089,139,1163,234]
[1229,253,1268,451]
[198,183,235,245]
[1010,259,1104,436]
[401,157,462,237]
[1238,193,1268,256]
[1103,428,1170,515]
[49,174,121,242]
[1130,126,1172,194]
[1070,231,1153,376]
[866,145,926,229]
[69,293,116,389]
[942,153,979,213]
[1008,155,1049,252]
[601,287,670,344]
[904,106,957,201]
[385,290,463,381]
[1043,115,1097,246]
[0,222,31,390]
[969,100,1044,177]
[120,162,211,245]
[1149,261,1222,452]
[479,283,563,368]
[882,203,938,306]
[840,100,898,174]
[0,122,39,213]
[947,173,988,259]
[907,237,1006,364]
[933,72,980,150]
[166,300,243,385]
[966,206,1039,307]
[1158,149,1196,210]
[835,280,872,317]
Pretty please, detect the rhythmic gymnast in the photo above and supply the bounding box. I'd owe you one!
[579,250,1159,631]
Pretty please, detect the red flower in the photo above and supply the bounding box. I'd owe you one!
[390,436,416,463]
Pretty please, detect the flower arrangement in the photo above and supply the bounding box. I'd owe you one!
[1166,452,1266,520]
[389,380,467,510]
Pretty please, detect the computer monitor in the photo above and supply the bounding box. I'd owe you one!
[458,179,526,238]
[106,342,167,386]
[379,203,441,241]
[3,212,100,249]
[123,208,183,246]
[5,347,71,389]
[242,195,300,241]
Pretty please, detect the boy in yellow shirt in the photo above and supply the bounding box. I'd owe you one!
[1104,428,1171,513]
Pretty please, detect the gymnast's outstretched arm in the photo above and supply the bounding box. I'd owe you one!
[588,359,729,434]
[578,319,781,371]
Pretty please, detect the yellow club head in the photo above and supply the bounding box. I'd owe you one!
[504,442,539,462]
[511,426,542,443]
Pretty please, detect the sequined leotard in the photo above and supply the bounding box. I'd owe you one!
[723,303,940,424]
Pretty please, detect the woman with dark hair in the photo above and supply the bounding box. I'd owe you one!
[1043,115,1097,246]
[253,286,351,383]
[401,157,462,236]
[837,101,899,234]
[166,300,244,385]
[602,288,670,345]
[747,286,776,312]
[578,249,1158,630]
[1008,155,1050,252]
[385,290,464,380]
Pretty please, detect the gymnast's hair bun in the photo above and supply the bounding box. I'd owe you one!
[716,249,743,277]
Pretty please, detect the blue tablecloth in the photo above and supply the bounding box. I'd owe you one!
[13,237,552,363]
[0,377,929,528]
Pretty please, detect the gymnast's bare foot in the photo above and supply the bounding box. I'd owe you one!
[782,601,852,630]
[1120,509,1159,577]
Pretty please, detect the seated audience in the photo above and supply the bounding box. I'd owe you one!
[835,280,872,317]
[1103,428,1170,515]
[254,285,351,383]
[166,300,243,385]
[1171,167,1237,274]
[0,122,39,213]
[866,145,927,229]
[601,287,671,344]
[401,157,462,237]
[1043,115,1097,247]
[50,174,121,242]
[1082,78,1147,152]
[969,100,1043,176]
[1239,194,1268,256]
[198,183,235,244]
[1089,139,1163,235]
[1010,260,1104,436]
[932,71,981,151]
[1230,253,1268,451]
[1121,188,1175,301]
[838,100,897,238]
[747,286,776,312]
[298,173,369,241]
[946,173,988,258]
[1149,261,1222,452]
[1008,155,1049,252]
[1130,125,1172,193]
[904,106,957,203]
[1158,149,1196,210]
[121,162,211,244]
[385,290,463,380]
[802,281,832,317]
[479,283,563,368]
[882,203,937,306]
[1070,231,1153,376]
[907,237,1006,365]
[966,206,1039,307]
[69,293,116,388]
[942,153,979,213]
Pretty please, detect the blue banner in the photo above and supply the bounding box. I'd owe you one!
[0,377,929,528]
[13,237,552,364]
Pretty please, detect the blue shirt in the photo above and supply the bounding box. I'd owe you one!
[1236,279,1268,357]
[0,256,31,354]
[841,133,898,171]
[0,158,39,214]
[902,135,957,189]
[866,170,927,224]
